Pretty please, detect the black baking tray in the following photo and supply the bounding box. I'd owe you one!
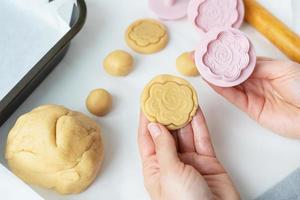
[0,0,87,126]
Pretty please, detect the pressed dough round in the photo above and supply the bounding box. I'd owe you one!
[125,19,169,54]
[141,74,198,130]
[176,52,199,76]
[5,105,104,194]
[103,50,134,76]
[86,89,112,116]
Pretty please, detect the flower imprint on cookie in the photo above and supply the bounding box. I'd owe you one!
[145,82,195,128]
[203,31,250,81]
[129,21,167,47]
[196,0,239,32]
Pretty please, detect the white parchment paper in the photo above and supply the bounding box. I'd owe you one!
[0,164,43,200]
[0,1,73,199]
[0,0,72,100]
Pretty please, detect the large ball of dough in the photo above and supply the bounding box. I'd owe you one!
[103,50,134,76]
[5,105,104,194]
[86,89,113,116]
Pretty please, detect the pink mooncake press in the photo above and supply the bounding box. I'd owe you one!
[149,0,190,20]
[194,28,256,87]
[188,0,245,33]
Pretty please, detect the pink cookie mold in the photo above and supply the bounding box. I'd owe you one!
[194,28,256,87]
[149,0,190,20]
[188,0,245,33]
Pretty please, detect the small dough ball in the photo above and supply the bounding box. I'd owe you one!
[86,89,112,116]
[5,105,104,194]
[125,19,169,54]
[103,50,134,76]
[176,52,199,76]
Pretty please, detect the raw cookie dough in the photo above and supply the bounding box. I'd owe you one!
[103,50,134,76]
[5,105,104,194]
[125,19,169,54]
[141,74,198,130]
[86,89,112,116]
[176,52,199,76]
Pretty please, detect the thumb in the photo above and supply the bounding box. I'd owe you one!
[148,123,180,171]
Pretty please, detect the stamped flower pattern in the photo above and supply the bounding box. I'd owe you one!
[144,82,195,128]
[129,21,166,47]
[196,0,239,32]
[203,31,250,81]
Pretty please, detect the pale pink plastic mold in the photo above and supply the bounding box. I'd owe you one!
[188,0,245,34]
[149,0,190,20]
[194,28,256,87]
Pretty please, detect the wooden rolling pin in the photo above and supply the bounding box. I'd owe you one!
[244,0,300,63]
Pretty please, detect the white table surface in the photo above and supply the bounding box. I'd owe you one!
[1,0,300,199]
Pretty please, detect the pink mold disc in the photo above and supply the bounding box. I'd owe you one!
[188,0,245,34]
[149,0,190,20]
[194,28,256,87]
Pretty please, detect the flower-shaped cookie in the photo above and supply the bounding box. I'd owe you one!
[129,21,165,46]
[194,28,256,87]
[141,75,198,130]
[125,19,169,54]
[188,0,244,33]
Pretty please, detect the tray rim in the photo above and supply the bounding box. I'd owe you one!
[0,0,87,126]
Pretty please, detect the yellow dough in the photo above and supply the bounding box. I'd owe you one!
[86,89,112,116]
[176,52,199,77]
[125,19,169,54]
[5,105,104,194]
[103,50,134,76]
[141,75,198,130]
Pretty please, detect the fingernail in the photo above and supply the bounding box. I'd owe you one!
[148,123,161,139]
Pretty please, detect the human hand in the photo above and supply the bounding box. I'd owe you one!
[208,57,300,139]
[138,108,239,200]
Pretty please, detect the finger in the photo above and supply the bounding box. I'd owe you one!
[179,154,225,175]
[177,124,196,153]
[252,60,297,79]
[148,123,180,171]
[208,82,248,112]
[254,60,300,107]
[138,112,155,162]
[192,108,216,157]
[171,130,180,151]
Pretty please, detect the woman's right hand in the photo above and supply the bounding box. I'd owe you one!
[208,57,300,139]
